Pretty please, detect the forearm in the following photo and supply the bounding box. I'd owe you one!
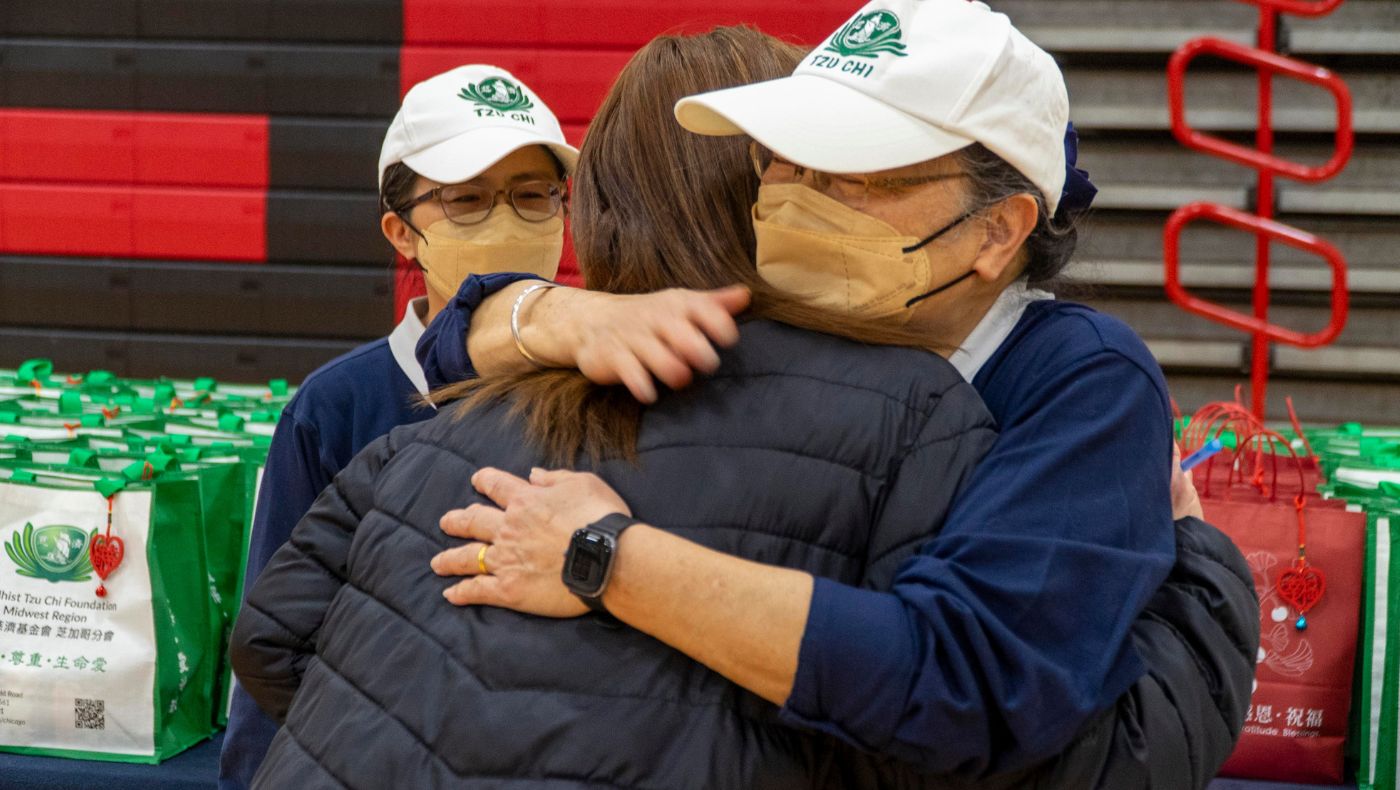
[466,282,574,376]
[603,524,813,705]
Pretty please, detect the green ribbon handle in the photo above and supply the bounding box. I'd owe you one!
[16,359,54,385]
[59,391,83,416]
[94,477,128,498]
[68,449,100,469]
[146,451,178,473]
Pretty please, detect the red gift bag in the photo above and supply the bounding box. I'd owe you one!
[1201,430,1367,784]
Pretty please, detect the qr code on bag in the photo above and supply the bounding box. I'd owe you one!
[75,698,104,730]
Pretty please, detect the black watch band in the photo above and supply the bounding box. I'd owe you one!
[563,513,640,613]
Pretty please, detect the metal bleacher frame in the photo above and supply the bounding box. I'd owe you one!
[1007,0,1398,423]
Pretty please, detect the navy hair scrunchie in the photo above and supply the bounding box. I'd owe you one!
[1058,122,1097,219]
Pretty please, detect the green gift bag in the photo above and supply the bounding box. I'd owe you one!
[1324,470,1400,790]
[15,445,255,729]
[0,362,279,732]
[119,447,255,728]
[0,360,58,398]
[0,467,216,762]
[1353,504,1399,790]
[0,409,158,443]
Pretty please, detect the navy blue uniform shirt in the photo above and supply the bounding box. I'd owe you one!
[219,302,435,790]
[779,297,1176,775]
[419,275,1177,776]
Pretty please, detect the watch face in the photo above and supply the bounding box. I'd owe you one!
[564,530,613,596]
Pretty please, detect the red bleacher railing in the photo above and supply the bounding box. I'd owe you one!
[1164,203,1348,348]
[1163,0,1354,419]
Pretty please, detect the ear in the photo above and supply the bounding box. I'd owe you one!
[970,193,1039,281]
[381,211,422,260]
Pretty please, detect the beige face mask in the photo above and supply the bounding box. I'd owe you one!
[752,183,974,321]
[415,212,564,299]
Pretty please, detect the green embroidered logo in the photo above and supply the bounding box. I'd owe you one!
[459,77,536,113]
[5,523,96,583]
[824,10,909,59]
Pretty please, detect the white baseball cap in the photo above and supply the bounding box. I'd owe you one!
[378,64,579,189]
[674,0,1069,213]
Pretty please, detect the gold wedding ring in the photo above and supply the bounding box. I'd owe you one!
[477,544,490,575]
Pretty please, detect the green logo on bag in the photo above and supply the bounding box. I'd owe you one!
[825,10,909,59]
[459,77,536,113]
[5,523,96,583]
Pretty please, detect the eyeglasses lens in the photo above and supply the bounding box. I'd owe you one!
[509,182,562,222]
[440,182,562,225]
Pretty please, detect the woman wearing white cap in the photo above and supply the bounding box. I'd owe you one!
[218,64,577,790]
[422,3,1254,787]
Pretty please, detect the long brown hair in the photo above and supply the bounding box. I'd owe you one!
[435,26,934,464]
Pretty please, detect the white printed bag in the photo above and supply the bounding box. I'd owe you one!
[0,468,215,762]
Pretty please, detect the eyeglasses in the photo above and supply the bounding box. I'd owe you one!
[401,180,565,225]
[749,142,967,206]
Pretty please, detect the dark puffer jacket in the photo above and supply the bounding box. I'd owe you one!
[815,514,1259,790]
[233,319,1258,789]
[233,320,999,789]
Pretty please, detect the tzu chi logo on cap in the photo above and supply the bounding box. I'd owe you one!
[809,8,909,79]
[825,10,909,59]
[459,76,537,119]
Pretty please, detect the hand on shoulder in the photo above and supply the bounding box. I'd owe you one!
[536,286,751,403]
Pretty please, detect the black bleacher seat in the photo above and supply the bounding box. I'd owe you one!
[0,40,400,116]
[0,326,362,383]
[0,258,391,339]
[1,0,402,43]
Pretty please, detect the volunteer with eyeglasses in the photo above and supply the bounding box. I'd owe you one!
[218,64,577,790]
[418,3,1254,785]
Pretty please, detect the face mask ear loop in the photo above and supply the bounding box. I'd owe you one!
[900,207,978,254]
[905,268,977,308]
[900,207,982,308]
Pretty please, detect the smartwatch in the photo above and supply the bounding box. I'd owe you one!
[562,513,640,612]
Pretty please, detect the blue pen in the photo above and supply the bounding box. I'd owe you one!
[1181,439,1224,472]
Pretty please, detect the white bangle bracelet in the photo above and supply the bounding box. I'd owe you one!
[510,282,560,368]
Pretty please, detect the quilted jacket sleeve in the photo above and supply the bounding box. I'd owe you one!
[229,431,398,724]
[1101,514,1260,788]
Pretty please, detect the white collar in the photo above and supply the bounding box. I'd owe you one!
[947,280,1054,382]
[388,297,432,399]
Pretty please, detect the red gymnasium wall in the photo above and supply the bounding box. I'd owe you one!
[0,1,855,380]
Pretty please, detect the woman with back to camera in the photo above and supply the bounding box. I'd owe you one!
[422,3,1259,787]
[218,63,577,790]
[232,27,1010,789]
